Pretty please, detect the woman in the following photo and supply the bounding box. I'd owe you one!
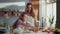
[25,3,37,27]
[12,13,29,34]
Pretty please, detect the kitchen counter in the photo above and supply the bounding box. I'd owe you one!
[0,27,6,34]
[22,32,53,34]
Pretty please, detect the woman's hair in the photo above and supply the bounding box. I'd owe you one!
[25,3,35,18]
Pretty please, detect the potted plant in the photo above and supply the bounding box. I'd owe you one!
[49,16,54,30]
[54,28,60,34]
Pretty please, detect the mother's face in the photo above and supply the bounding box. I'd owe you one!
[28,5,32,11]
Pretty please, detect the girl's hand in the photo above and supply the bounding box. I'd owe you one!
[23,26,26,30]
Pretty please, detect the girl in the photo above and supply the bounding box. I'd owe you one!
[13,13,37,34]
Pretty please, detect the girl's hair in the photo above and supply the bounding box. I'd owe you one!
[13,19,18,29]
[20,13,27,21]
[21,12,27,17]
[25,3,35,18]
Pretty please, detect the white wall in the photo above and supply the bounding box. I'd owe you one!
[46,3,56,28]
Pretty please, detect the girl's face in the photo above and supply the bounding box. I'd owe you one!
[28,5,32,11]
[23,14,28,21]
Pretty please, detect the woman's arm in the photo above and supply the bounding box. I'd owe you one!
[32,10,37,27]
[34,15,37,27]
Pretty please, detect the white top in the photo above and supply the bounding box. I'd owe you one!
[27,16,34,26]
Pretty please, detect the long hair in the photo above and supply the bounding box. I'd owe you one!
[25,3,35,18]
[13,19,19,29]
